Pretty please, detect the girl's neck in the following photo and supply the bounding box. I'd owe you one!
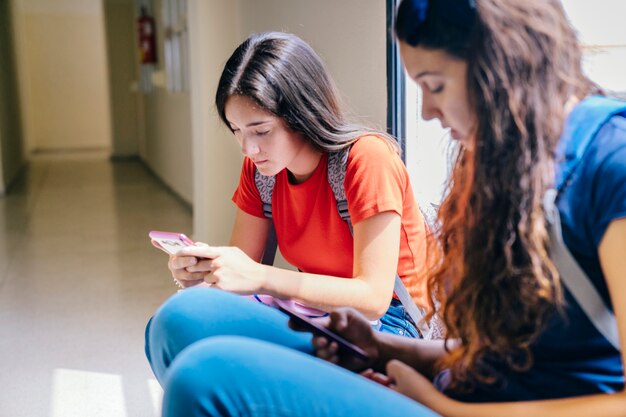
[287,146,323,184]
[564,95,581,117]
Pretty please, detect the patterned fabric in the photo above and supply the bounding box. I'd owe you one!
[327,148,351,205]
[254,170,276,218]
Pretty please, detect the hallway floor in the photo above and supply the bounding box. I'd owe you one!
[0,152,193,417]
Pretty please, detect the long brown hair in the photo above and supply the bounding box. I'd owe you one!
[397,0,599,389]
[215,32,399,154]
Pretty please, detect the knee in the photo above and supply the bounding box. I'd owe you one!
[145,288,236,374]
[165,337,238,388]
[149,288,234,340]
[162,337,266,415]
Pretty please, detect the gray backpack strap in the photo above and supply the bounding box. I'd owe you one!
[544,189,620,350]
[328,147,433,337]
[255,169,276,213]
[393,275,431,337]
[255,170,278,265]
[327,148,352,229]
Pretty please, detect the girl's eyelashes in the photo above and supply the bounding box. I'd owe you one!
[429,85,444,94]
[417,80,444,94]
[228,126,270,136]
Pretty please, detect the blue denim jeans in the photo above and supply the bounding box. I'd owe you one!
[145,288,437,417]
[379,298,421,338]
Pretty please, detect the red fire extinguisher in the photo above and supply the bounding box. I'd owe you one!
[137,6,157,64]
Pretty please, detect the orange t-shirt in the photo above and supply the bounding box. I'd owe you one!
[232,135,429,308]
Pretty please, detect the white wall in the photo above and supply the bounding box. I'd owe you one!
[138,0,193,203]
[103,0,141,158]
[239,0,388,129]
[188,0,388,244]
[563,0,626,93]
[188,0,244,242]
[142,90,193,202]
[13,0,112,152]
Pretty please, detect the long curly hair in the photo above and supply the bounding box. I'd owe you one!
[396,0,599,390]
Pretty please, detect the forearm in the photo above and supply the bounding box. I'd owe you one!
[374,333,449,377]
[231,211,401,319]
[260,265,392,320]
[442,391,626,417]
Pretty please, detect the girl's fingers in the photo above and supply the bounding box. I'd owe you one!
[178,245,221,259]
[175,271,205,282]
[174,278,204,289]
[170,255,197,270]
[185,259,214,273]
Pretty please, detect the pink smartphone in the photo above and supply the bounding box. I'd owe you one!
[274,298,370,363]
[149,230,195,255]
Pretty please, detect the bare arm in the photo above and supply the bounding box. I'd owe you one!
[166,209,269,286]
[182,211,401,319]
[388,218,626,417]
[374,332,452,378]
[258,211,399,319]
[309,306,450,377]
[256,211,399,318]
[229,209,270,262]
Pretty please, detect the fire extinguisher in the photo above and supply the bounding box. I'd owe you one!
[137,6,157,65]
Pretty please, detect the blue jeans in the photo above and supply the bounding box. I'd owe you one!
[146,288,437,416]
[379,298,421,337]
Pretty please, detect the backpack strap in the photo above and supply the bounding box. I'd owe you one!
[255,170,278,265]
[548,95,626,351]
[328,147,432,338]
[545,189,620,350]
[327,148,352,228]
[255,145,434,338]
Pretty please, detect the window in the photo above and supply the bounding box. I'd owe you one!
[387,1,626,212]
[161,0,189,92]
[387,0,451,212]
[563,0,626,97]
[404,82,453,211]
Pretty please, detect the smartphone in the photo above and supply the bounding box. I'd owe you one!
[274,298,370,362]
[149,230,195,255]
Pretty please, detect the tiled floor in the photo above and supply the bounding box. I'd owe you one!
[0,151,192,417]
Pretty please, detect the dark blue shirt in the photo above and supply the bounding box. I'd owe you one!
[439,98,626,401]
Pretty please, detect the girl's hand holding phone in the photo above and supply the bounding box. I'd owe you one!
[176,245,268,294]
[167,251,206,289]
[149,231,211,289]
[149,231,267,293]
[309,307,382,372]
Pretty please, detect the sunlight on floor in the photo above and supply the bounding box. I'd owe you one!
[51,369,127,417]
[148,378,164,416]
[50,368,162,417]
[0,156,186,416]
